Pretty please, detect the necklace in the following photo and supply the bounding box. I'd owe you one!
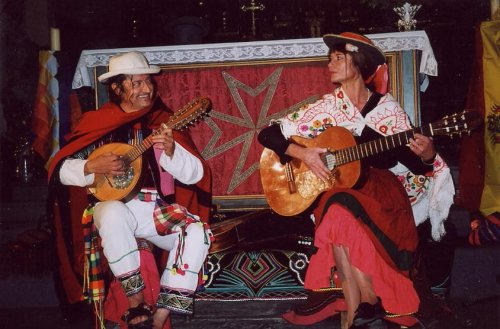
[356,89,371,110]
[366,89,372,102]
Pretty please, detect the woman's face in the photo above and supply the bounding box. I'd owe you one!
[327,50,361,84]
[113,74,155,113]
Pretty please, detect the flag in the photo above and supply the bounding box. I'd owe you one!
[31,50,59,167]
[458,20,500,216]
[479,20,500,215]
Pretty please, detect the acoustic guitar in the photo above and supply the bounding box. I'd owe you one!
[260,111,482,216]
[87,96,211,201]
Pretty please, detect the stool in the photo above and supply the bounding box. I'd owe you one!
[449,244,500,304]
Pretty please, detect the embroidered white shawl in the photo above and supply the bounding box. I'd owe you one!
[279,87,454,240]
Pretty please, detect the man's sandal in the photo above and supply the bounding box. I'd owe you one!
[121,303,154,329]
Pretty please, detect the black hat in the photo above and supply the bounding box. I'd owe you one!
[323,32,386,65]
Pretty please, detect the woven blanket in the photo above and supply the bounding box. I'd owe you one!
[197,249,310,301]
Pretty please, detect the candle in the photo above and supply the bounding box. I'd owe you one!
[50,28,60,51]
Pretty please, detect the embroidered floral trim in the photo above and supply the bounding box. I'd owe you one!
[432,154,447,174]
[345,43,359,52]
[396,172,430,205]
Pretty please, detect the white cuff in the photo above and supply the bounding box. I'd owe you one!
[60,158,95,186]
[158,143,203,185]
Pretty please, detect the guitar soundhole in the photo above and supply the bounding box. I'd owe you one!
[112,167,135,189]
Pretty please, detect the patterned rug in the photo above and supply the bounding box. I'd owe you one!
[197,249,310,301]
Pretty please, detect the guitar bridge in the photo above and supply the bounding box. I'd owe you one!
[330,168,338,185]
[285,162,297,193]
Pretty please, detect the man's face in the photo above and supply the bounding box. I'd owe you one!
[114,74,155,112]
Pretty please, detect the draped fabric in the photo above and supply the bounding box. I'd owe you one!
[154,61,333,197]
[479,20,500,215]
[458,21,500,216]
[31,50,59,164]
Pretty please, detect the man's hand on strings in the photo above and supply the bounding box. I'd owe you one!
[85,152,126,176]
[152,128,175,158]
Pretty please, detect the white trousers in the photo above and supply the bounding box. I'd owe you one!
[93,198,209,292]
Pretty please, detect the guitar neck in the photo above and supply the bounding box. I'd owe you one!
[123,124,171,164]
[325,124,434,168]
[120,96,210,164]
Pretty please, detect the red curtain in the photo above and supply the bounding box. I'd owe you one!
[155,61,332,197]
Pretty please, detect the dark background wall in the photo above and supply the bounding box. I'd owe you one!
[0,0,493,199]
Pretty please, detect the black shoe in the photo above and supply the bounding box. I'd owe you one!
[350,318,390,329]
[366,318,389,328]
[352,297,386,327]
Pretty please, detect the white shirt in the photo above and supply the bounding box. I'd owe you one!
[59,142,203,187]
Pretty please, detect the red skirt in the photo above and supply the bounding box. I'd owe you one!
[305,204,419,315]
[305,168,420,316]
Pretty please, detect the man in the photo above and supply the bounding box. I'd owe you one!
[48,51,212,329]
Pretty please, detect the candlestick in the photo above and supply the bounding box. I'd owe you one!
[50,28,60,52]
[492,0,499,19]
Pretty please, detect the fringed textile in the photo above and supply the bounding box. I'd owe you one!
[82,205,106,329]
[152,199,195,235]
[153,198,204,274]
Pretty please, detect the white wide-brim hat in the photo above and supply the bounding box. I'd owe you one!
[98,51,161,83]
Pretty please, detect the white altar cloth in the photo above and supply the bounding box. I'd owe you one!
[72,30,437,90]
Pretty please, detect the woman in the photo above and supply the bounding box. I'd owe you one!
[258,32,453,328]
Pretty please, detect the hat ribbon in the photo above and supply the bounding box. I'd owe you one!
[365,63,388,95]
